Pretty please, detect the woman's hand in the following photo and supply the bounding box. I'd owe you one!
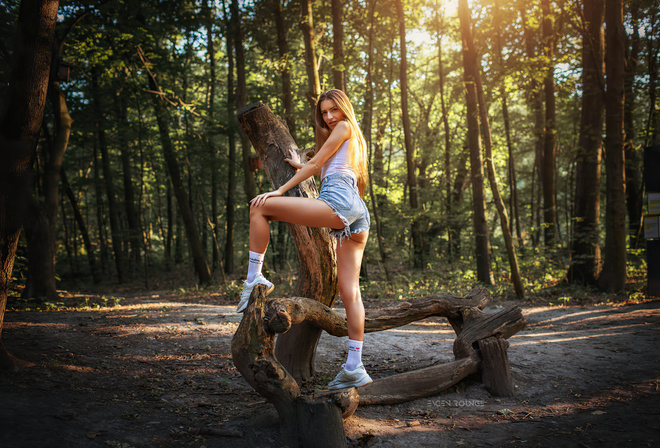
[250,188,283,207]
[284,157,303,170]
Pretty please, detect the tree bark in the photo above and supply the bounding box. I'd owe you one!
[458,0,493,285]
[231,0,257,201]
[541,0,559,247]
[273,0,296,139]
[395,0,417,211]
[205,0,221,270]
[223,1,236,274]
[0,0,59,370]
[237,103,339,381]
[520,3,545,247]
[91,67,127,282]
[331,0,346,92]
[61,169,100,283]
[300,0,321,109]
[567,0,604,285]
[437,24,454,258]
[114,92,142,267]
[624,3,642,247]
[599,0,627,292]
[462,0,524,298]
[146,69,212,285]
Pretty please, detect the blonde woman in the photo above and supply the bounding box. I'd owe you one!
[237,89,372,390]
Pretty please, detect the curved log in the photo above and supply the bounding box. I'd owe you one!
[265,287,491,335]
[358,353,481,405]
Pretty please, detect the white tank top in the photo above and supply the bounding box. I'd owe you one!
[321,139,355,182]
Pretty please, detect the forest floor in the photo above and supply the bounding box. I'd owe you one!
[1,280,659,448]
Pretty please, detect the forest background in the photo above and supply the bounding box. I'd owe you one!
[0,0,658,324]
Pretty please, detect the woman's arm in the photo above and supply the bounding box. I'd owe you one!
[251,121,352,206]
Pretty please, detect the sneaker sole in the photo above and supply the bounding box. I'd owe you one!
[328,376,373,390]
[237,282,275,313]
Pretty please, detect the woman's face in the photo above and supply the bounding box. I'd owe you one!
[319,98,345,130]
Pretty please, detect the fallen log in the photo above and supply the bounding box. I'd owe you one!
[265,287,490,336]
[357,353,481,405]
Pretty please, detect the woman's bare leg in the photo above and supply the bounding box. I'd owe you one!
[249,196,344,253]
[336,231,368,341]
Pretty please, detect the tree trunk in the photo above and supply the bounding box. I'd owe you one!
[363,0,390,284]
[300,0,321,109]
[91,67,127,282]
[599,0,627,292]
[463,0,524,298]
[114,92,142,267]
[0,0,59,370]
[237,103,339,381]
[458,0,493,285]
[567,0,604,285]
[541,0,559,247]
[624,3,642,247]
[273,0,296,139]
[437,25,454,258]
[205,0,221,270]
[93,143,109,273]
[224,1,236,274]
[231,0,257,201]
[520,4,545,248]
[146,70,212,285]
[395,0,417,211]
[61,169,100,284]
[23,73,71,300]
[331,0,346,92]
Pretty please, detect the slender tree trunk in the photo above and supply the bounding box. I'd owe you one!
[363,0,390,283]
[93,143,109,273]
[147,72,212,285]
[224,1,236,274]
[395,0,417,210]
[624,4,642,246]
[463,0,524,297]
[331,0,346,92]
[567,0,604,285]
[114,92,142,267]
[437,27,454,258]
[274,0,296,139]
[231,0,257,201]
[0,0,59,370]
[458,0,493,285]
[206,0,221,270]
[91,67,127,282]
[541,0,559,247]
[300,0,321,109]
[450,148,470,256]
[599,0,627,292]
[61,169,100,283]
[165,182,173,268]
[520,3,544,247]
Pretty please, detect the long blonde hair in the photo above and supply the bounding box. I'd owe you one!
[315,89,369,196]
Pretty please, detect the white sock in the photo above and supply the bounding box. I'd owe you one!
[247,250,265,282]
[345,339,363,371]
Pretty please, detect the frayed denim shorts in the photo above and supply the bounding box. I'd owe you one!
[318,173,371,242]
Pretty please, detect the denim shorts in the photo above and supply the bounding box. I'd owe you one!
[317,173,371,242]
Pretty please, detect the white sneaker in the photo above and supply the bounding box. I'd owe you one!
[328,363,373,390]
[236,273,274,313]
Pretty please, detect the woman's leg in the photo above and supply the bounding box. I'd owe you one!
[249,196,344,253]
[336,231,368,340]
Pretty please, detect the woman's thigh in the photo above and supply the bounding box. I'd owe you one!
[336,232,369,294]
[253,196,344,229]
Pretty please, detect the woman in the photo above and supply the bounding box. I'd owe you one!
[237,89,372,390]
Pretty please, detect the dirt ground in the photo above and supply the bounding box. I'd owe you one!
[1,289,659,448]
